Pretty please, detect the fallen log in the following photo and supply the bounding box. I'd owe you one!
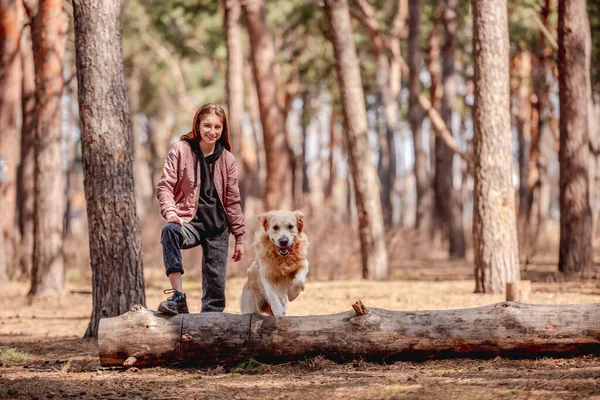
[98,302,600,367]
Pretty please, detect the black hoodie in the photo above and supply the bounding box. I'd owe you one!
[183,138,228,238]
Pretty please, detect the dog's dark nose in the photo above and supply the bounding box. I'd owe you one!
[278,238,289,247]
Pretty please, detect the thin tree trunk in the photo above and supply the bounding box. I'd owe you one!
[127,66,153,219]
[29,0,66,295]
[224,0,245,208]
[243,61,265,203]
[437,0,465,258]
[242,0,292,210]
[408,0,431,233]
[523,0,552,263]
[515,50,532,221]
[72,0,146,337]
[557,0,593,278]
[427,13,441,189]
[323,0,388,280]
[350,0,403,228]
[472,0,520,294]
[0,0,22,282]
[17,19,35,280]
[325,105,338,201]
[590,101,600,235]
[146,107,175,192]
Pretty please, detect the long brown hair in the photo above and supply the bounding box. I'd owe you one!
[180,103,232,151]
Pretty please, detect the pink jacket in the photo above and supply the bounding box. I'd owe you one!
[156,141,245,244]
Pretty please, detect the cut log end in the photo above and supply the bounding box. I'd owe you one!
[131,304,144,312]
[352,300,368,315]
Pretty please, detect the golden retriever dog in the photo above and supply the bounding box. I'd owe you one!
[240,210,309,318]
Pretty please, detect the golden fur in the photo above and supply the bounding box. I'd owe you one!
[240,210,309,317]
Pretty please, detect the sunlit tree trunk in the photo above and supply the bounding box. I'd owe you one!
[29,0,66,295]
[0,0,22,282]
[224,0,245,207]
[242,0,292,210]
[17,21,36,279]
[73,0,146,337]
[472,0,520,294]
[436,0,465,258]
[324,0,388,280]
[350,0,405,228]
[408,0,432,233]
[557,0,593,278]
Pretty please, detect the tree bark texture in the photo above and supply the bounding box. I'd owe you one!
[408,0,432,233]
[17,22,36,279]
[0,0,22,282]
[224,0,245,196]
[471,0,520,294]
[323,0,388,280]
[29,0,66,295]
[436,0,465,258]
[99,302,600,367]
[242,0,292,210]
[557,0,593,278]
[72,0,146,337]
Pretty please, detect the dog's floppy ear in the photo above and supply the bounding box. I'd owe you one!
[294,210,305,234]
[257,212,272,231]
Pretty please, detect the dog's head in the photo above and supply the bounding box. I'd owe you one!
[257,210,305,257]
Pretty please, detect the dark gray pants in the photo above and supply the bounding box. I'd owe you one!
[161,223,229,312]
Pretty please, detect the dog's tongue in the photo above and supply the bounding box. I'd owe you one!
[280,245,294,254]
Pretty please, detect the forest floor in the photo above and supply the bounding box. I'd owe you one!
[1,257,600,399]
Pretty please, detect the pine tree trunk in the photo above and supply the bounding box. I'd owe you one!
[408,0,431,233]
[516,50,532,221]
[471,0,520,294]
[557,0,593,278]
[72,0,146,337]
[323,0,388,280]
[18,22,36,279]
[127,66,153,218]
[29,0,66,295]
[0,0,22,282]
[590,102,600,234]
[524,1,551,262]
[224,0,245,206]
[437,0,465,258]
[242,0,292,210]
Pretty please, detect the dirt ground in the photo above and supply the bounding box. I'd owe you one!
[1,258,600,400]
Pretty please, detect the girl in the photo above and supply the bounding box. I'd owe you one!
[155,103,245,314]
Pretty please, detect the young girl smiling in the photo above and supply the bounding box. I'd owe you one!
[155,103,245,314]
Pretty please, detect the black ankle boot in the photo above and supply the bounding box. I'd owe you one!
[158,289,189,315]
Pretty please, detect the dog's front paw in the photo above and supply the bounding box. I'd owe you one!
[271,303,286,319]
[288,282,305,302]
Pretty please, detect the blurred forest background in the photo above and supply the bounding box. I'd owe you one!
[1,0,599,318]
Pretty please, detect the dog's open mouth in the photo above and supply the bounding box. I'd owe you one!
[277,245,294,257]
